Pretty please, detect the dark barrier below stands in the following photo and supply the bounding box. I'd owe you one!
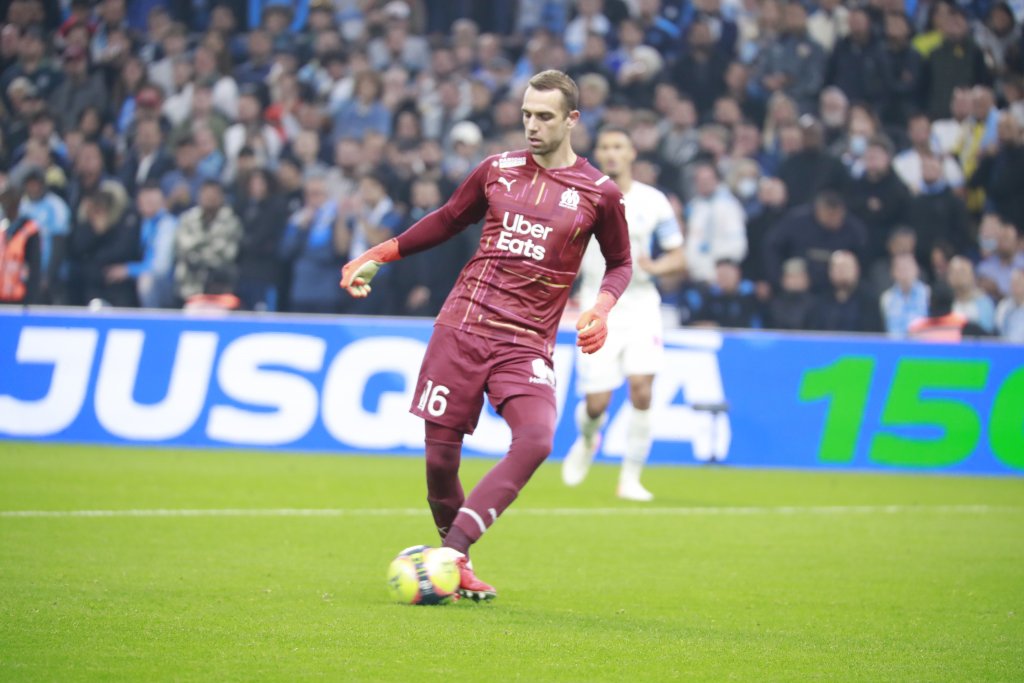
[0,307,1021,476]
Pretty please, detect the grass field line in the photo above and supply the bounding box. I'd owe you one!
[0,504,1014,519]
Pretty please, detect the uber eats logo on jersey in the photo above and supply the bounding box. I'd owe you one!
[499,212,553,260]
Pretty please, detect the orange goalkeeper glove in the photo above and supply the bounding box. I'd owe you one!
[576,291,616,354]
[339,238,401,298]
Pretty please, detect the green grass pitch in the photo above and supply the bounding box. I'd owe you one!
[1,442,1022,682]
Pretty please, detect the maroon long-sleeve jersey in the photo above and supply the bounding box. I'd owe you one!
[395,150,632,355]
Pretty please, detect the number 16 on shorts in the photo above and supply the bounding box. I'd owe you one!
[418,380,450,417]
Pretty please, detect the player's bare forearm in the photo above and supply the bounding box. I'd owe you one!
[639,246,686,277]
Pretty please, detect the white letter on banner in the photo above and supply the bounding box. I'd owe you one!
[322,337,425,449]
[95,330,218,441]
[207,333,325,445]
[0,327,98,436]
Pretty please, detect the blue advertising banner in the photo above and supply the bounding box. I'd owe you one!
[0,307,1021,475]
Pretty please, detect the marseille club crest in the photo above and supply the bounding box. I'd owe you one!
[559,187,580,211]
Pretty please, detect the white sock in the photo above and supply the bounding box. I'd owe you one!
[576,401,605,444]
[621,407,652,483]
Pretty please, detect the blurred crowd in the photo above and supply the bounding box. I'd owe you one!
[1,0,1023,342]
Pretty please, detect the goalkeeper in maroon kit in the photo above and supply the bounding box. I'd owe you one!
[340,70,632,601]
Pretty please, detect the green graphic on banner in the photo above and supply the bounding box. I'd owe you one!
[869,359,989,467]
[989,366,1024,469]
[798,357,874,463]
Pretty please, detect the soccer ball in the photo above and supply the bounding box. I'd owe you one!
[386,545,461,605]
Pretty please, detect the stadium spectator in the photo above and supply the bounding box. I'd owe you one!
[763,190,869,291]
[235,29,273,86]
[807,0,850,53]
[865,226,916,297]
[831,103,882,175]
[846,136,911,261]
[0,25,59,112]
[948,255,997,333]
[119,117,174,197]
[906,284,987,341]
[974,3,1021,77]
[906,155,973,270]
[173,179,242,302]
[393,176,476,317]
[331,70,391,143]
[753,2,826,113]
[806,249,884,332]
[161,137,207,214]
[234,168,288,312]
[105,181,177,309]
[192,43,239,120]
[923,6,992,120]
[168,79,231,149]
[279,171,346,314]
[872,11,924,129]
[969,111,1024,231]
[564,0,611,56]
[223,88,282,183]
[69,189,139,307]
[995,267,1024,342]
[0,184,41,304]
[932,86,973,155]
[48,43,107,135]
[777,117,849,208]
[818,86,850,148]
[765,256,813,330]
[893,113,966,192]
[684,162,747,285]
[18,167,69,303]
[880,252,930,337]
[825,7,876,105]
[669,20,728,120]
[367,4,430,72]
[635,0,683,60]
[723,61,766,127]
[977,214,1024,299]
[690,258,763,328]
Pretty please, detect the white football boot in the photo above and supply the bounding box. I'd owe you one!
[616,476,654,502]
[561,433,601,487]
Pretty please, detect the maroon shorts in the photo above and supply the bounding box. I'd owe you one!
[410,324,557,434]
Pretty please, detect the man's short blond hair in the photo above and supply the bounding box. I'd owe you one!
[527,70,579,115]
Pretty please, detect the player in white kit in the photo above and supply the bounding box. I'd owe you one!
[562,126,685,501]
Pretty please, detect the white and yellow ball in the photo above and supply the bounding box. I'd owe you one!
[386,545,460,605]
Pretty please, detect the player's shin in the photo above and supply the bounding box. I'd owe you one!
[424,431,465,542]
[619,407,654,501]
[576,400,607,446]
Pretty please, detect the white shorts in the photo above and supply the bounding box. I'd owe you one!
[574,313,664,395]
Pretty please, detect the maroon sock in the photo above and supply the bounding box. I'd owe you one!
[447,396,555,552]
[442,525,472,555]
[424,422,465,542]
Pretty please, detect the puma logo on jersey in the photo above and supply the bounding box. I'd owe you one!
[497,212,551,260]
[498,177,516,192]
[528,358,556,387]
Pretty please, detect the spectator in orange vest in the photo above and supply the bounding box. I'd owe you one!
[0,184,42,304]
